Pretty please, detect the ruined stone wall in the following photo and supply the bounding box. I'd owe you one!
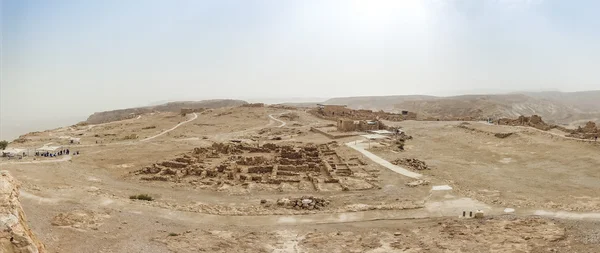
[337,120,356,132]
[359,121,381,131]
[160,161,188,169]
[496,116,599,140]
[337,119,386,132]
[497,115,555,131]
[578,121,598,133]
[0,171,46,253]
[323,105,353,117]
[567,121,599,139]
[278,165,319,172]
[247,166,273,174]
[236,156,268,166]
[311,105,409,122]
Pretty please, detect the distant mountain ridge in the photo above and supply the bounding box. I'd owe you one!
[84,91,600,125]
[86,99,248,124]
[319,91,600,125]
[323,95,436,112]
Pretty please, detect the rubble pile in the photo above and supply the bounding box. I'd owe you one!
[391,158,430,170]
[391,133,413,151]
[580,121,598,133]
[497,115,554,131]
[406,179,430,187]
[272,196,330,210]
[256,128,304,139]
[498,116,599,140]
[309,105,414,122]
[193,143,249,156]
[397,132,413,141]
[567,121,599,139]
[235,156,269,166]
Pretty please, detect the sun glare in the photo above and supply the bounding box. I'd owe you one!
[350,0,430,25]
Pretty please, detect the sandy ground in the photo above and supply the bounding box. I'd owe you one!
[382,120,600,212]
[2,107,600,252]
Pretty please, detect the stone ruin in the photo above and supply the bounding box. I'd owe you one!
[266,196,330,210]
[406,179,430,187]
[310,105,414,122]
[497,115,554,131]
[567,121,599,139]
[132,141,376,192]
[255,127,305,140]
[497,116,599,140]
[336,119,387,132]
[391,158,430,171]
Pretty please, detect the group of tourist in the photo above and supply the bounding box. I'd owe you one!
[35,149,80,157]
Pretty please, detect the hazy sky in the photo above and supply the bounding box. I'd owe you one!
[2,0,600,123]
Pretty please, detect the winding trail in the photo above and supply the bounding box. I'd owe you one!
[140,113,197,142]
[345,140,422,179]
[8,111,599,229]
[212,112,288,142]
[269,113,286,128]
[1,113,198,164]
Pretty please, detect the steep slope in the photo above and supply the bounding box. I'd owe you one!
[1,171,46,253]
[322,91,600,124]
[394,94,578,122]
[86,99,248,124]
[523,91,600,112]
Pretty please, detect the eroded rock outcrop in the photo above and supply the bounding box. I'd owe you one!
[567,121,599,139]
[0,171,46,253]
[497,115,554,131]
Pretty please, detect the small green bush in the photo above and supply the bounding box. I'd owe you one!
[129,194,154,201]
[0,140,8,150]
[168,232,179,236]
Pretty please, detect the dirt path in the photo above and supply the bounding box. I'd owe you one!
[213,112,288,142]
[269,113,287,128]
[345,140,422,179]
[2,114,197,164]
[140,113,197,142]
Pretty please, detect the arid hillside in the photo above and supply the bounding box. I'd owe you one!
[85,99,248,124]
[2,105,599,253]
[323,95,435,111]
[524,90,600,112]
[322,91,600,124]
[394,94,577,122]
